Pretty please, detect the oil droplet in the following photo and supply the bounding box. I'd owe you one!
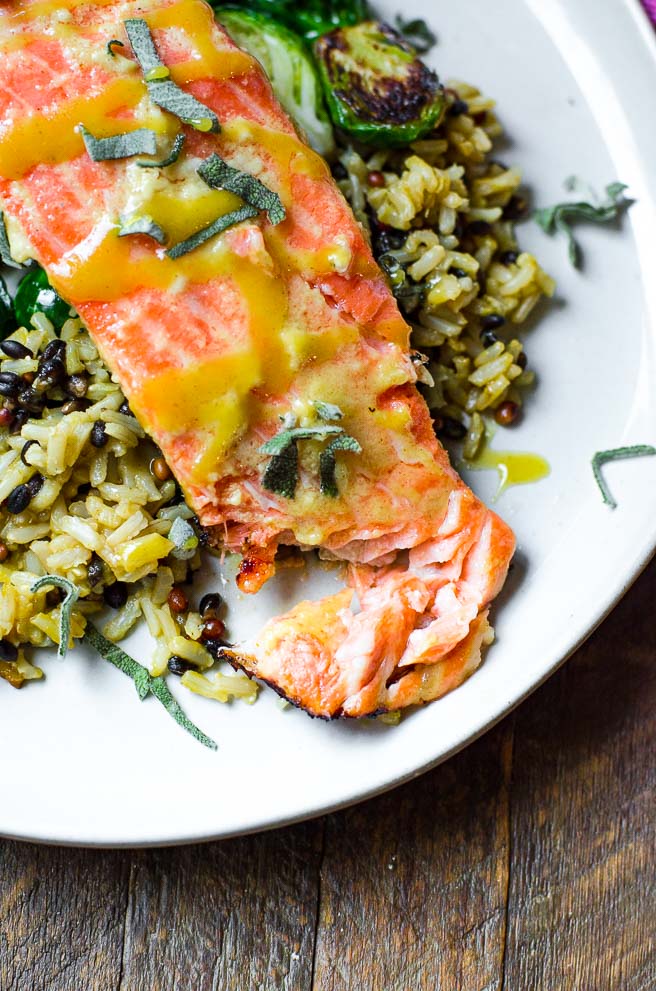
[145,65,170,81]
[465,445,550,500]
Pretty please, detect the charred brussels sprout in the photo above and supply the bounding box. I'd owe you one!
[314,21,444,146]
[14,266,71,333]
[216,8,335,157]
[211,0,369,41]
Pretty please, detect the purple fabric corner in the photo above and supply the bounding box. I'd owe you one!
[642,0,656,24]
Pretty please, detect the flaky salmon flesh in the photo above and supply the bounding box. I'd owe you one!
[0,0,515,717]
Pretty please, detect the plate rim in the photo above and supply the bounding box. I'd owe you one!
[3,0,656,848]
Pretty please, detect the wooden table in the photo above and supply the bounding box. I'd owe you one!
[1,561,654,991]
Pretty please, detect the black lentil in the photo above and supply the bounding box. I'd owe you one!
[0,340,32,360]
[61,398,90,414]
[26,473,44,497]
[6,483,32,514]
[480,329,499,348]
[503,194,529,220]
[65,373,88,398]
[20,439,39,466]
[17,387,45,413]
[34,358,66,390]
[500,250,519,265]
[90,420,108,448]
[167,655,192,677]
[0,371,21,397]
[9,410,29,434]
[87,555,104,587]
[0,639,18,662]
[103,581,128,609]
[41,339,66,363]
[46,587,65,607]
[481,313,506,331]
[515,351,528,370]
[447,98,469,117]
[331,161,347,180]
[468,220,492,236]
[118,399,134,417]
[199,592,224,617]
[438,416,467,440]
[450,267,467,279]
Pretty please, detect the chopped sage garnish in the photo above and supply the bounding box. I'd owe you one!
[591,445,656,509]
[30,575,79,660]
[313,400,343,422]
[260,413,360,499]
[118,215,167,245]
[394,15,437,53]
[80,125,158,162]
[534,181,630,268]
[166,204,258,259]
[0,211,22,269]
[198,154,286,226]
[320,434,362,497]
[107,38,125,57]
[137,131,185,169]
[124,18,220,133]
[84,622,218,751]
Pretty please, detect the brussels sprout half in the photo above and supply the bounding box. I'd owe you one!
[314,21,444,147]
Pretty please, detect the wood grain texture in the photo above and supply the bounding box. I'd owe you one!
[0,562,654,991]
[502,563,656,991]
[311,722,514,991]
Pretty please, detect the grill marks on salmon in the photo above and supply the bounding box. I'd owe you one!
[0,0,515,717]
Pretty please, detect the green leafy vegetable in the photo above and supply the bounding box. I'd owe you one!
[198,154,286,225]
[137,131,186,168]
[215,8,335,158]
[313,400,343,421]
[118,215,167,245]
[211,0,369,41]
[534,181,630,268]
[84,623,218,750]
[107,38,125,56]
[261,419,359,498]
[124,18,220,133]
[0,211,22,270]
[14,266,71,332]
[80,125,158,162]
[319,433,362,496]
[0,276,16,340]
[30,575,80,660]
[394,14,436,53]
[314,21,444,146]
[166,204,259,259]
[591,445,656,509]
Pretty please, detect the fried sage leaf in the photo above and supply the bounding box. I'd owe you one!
[80,125,158,162]
[198,154,286,225]
[124,18,220,133]
[84,623,218,750]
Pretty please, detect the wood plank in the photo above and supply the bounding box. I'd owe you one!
[502,562,656,991]
[0,843,129,991]
[117,821,323,991]
[311,721,514,991]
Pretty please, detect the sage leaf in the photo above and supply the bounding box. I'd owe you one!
[198,154,286,225]
[320,434,362,497]
[166,204,258,259]
[30,575,80,659]
[0,211,22,269]
[84,623,218,750]
[124,18,220,133]
[80,125,158,162]
[534,181,630,268]
[591,445,656,509]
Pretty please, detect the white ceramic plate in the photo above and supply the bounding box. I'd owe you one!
[2,0,656,847]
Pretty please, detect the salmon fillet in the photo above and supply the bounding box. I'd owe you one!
[0,0,515,717]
